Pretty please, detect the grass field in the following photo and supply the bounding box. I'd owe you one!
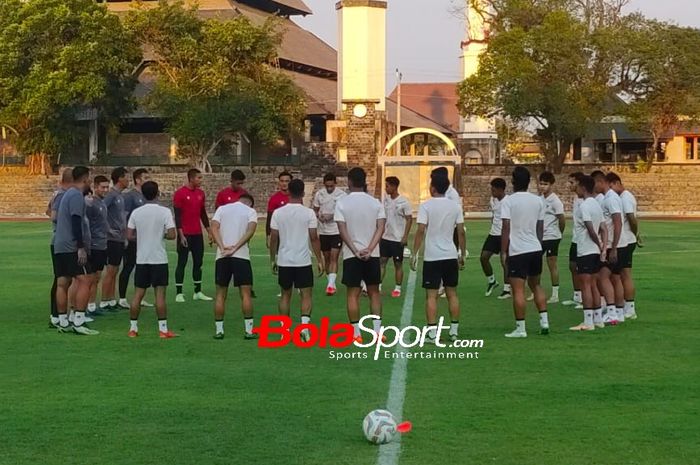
[0,220,698,465]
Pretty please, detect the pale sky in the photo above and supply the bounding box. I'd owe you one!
[295,0,700,91]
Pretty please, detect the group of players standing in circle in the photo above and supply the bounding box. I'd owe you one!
[46,162,638,341]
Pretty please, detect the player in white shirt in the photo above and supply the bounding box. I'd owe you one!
[380,177,413,298]
[411,175,465,343]
[562,172,585,308]
[537,172,566,303]
[431,167,466,296]
[480,178,507,297]
[312,173,346,296]
[334,168,386,343]
[609,172,639,320]
[126,181,178,339]
[592,170,626,324]
[500,167,550,338]
[211,194,258,340]
[270,180,325,342]
[569,175,608,331]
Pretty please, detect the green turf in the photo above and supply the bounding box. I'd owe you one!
[0,220,698,465]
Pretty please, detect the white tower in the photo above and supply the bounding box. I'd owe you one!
[459,0,498,162]
[336,0,387,112]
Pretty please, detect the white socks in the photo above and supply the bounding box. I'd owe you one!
[158,320,168,332]
[574,290,582,303]
[551,286,559,299]
[244,318,254,334]
[215,320,224,334]
[539,312,549,328]
[450,321,459,335]
[130,320,139,332]
[594,307,604,323]
[59,314,68,327]
[515,320,526,333]
[352,322,360,338]
[373,318,382,334]
[73,311,85,327]
[87,302,96,312]
[624,301,635,314]
[301,315,311,325]
[328,273,337,287]
[504,284,512,292]
[583,310,594,327]
[487,275,495,284]
[394,285,401,292]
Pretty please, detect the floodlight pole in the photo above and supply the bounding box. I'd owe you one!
[395,69,402,157]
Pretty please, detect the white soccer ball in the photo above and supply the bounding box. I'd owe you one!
[362,409,398,444]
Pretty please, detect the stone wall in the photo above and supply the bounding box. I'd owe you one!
[461,163,700,217]
[2,163,700,217]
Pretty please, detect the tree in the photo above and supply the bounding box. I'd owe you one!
[0,0,142,165]
[125,0,306,171]
[616,20,700,168]
[457,0,634,171]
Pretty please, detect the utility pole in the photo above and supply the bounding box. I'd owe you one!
[396,68,402,156]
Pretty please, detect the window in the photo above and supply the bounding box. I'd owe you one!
[686,137,696,160]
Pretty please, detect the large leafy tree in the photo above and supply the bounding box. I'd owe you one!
[0,0,142,162]
[458,0,626,170]
[125,0,306,171]
[616,19,700,167]
[458,0,620,171]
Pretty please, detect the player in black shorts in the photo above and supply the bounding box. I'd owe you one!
[480,178,507,297]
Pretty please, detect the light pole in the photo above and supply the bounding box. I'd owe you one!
[395,68,402,157]
[611,128,618,169]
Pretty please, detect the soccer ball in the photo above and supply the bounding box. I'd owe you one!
[362,409,397,444]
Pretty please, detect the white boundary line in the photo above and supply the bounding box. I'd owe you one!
[377,269,418,465]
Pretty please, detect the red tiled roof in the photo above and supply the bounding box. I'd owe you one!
[388,82,461,133]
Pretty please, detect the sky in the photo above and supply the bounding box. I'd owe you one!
[295,0,700,91]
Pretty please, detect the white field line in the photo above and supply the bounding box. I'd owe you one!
[376,269,418,465]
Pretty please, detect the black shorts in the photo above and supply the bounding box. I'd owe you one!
[569,243,578,263]
[481,235,501,254]
[107,240,125,266]
[507,251,543,280]
[342,257,381,288]
[278,265,314,290]
[215,257,253,287]
[89,249,108,272]
[54,252,92,278]
[134,264,169,288]
[621,243,636,269]
[542,239,561,258]
[320,234,342,252]
[576,253,601,274]
[422,259,459,289]
[601,249,624,274]
[380,239,404,262]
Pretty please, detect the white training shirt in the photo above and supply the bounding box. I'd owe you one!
[620,190,638,245]
[334,192,386,261]
[542,193,565,241]
[602,189,626,248]
[571,197,583,244]
[270,203,317,267]
[382,194,412,242]
[417,197,464,262]
[595,193,605,207]
[312,187,346,236]
[500,192,545,257]
[575,197,605,257]
[212,202,258,260]
[489,196,505,236]
[127,203,175,265]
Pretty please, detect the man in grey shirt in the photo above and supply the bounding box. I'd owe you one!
[118,168,151,309]
[100,167,129,311]
[86,175,111,315]
[47,168,73,328]
[53,166,98,335]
